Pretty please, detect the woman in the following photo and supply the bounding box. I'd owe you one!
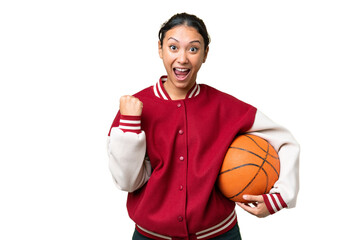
[107,13,300,240]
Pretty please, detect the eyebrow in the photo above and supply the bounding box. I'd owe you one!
[168,37,201,44]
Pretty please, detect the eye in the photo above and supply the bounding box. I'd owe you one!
[170,45,177,51]
[189,47,199,53]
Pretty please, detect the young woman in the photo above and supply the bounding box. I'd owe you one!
[107,13,300,240]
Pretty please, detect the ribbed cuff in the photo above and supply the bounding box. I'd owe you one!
[262,193,287,214]
[119,115,142,134]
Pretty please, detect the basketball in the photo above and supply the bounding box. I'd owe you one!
[217,134,280,203]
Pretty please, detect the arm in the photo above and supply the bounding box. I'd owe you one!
[107,96,151,192]
[238,110,300,216]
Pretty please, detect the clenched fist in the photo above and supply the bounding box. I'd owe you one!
[119,95,143,116]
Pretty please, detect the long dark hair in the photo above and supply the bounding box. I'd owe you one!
[158,13,210,50]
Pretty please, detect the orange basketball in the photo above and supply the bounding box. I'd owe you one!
[217,134,280,203]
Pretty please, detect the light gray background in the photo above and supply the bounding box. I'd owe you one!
[1,0,359,239]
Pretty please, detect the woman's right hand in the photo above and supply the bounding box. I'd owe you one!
[119,95,143,116]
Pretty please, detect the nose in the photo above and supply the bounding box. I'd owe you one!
[177,50,189,64]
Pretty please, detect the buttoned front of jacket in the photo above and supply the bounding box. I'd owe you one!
[125,78,257,238]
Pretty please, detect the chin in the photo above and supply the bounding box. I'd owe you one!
[173,77,195,89]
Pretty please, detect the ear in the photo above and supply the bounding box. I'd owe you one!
[158,40,163,59]
[202,46,209,63]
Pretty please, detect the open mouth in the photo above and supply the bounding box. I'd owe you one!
[173,68,190,80]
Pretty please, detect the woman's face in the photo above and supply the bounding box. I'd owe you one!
[158,25,209,98]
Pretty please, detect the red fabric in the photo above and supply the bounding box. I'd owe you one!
[263,194,275,214]
[109,81,257,238]
[135,217,237,240]
[262,193,288,214]
[119,115,142,134]
[277,193,288,208]
[108,114,142,135]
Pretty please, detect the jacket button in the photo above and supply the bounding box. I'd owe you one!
[178,216,183,222]
[177,103,182,108]
[179,185,183,191]
[178,130,184,135]
[179,156,184,161]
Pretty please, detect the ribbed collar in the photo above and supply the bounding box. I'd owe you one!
[153,76,200,100]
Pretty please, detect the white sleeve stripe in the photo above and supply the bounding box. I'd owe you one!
[273,194,283,210]
[265,194,284,213]
[120,119,141,124]
[268,196,279,213]
[119,125,141,130]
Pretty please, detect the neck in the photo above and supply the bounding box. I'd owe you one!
[163,81,195,100]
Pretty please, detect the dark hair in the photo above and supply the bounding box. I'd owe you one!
[158,13,210,50]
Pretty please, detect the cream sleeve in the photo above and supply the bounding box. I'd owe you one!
[246,110,300,208]
[107,128,151,192]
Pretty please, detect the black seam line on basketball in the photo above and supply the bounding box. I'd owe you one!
[228,164,269,200]
[244,134,279,160]
[224,147,279,177]
[229,142,270,200]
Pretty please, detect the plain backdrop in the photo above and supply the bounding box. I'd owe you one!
[1,0,359,239]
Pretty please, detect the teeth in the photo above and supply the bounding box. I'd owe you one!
[175,68,189,72]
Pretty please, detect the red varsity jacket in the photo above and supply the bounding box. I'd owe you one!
[108,76,298,239]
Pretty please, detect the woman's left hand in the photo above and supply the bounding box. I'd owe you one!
[236,195,270,218]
